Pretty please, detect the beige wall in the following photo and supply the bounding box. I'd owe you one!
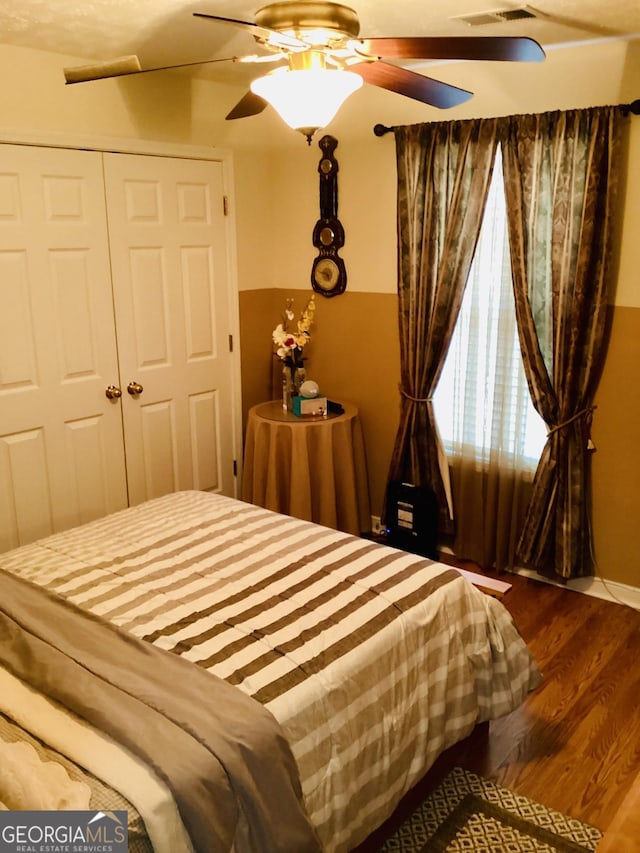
[1,37,638,588]
[592,306,640,580]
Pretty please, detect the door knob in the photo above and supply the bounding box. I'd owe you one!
[105,385,122,400]
[127,381,144,396]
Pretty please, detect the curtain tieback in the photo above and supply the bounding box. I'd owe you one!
[400,387,433,403]
[547,405,596,437]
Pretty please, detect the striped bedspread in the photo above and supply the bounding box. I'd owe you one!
[0,491,541,852]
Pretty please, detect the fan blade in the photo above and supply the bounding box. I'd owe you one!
[64,54,239,84]
[352,61,473,109]
[226,91,268,120]
[64,55,142,84]
[193,11,308,51]
[357,36,545,63]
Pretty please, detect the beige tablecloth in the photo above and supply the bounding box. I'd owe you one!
[242,401,371,535]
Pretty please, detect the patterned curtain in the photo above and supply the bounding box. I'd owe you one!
[433,147,546,572]
[502,106,623,578]
[385,119,501,533]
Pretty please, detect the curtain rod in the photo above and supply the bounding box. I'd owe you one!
[373,98,640,136]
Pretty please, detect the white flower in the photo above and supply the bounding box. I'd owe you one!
[272,323,288,347]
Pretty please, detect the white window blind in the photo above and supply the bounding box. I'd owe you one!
[433,147,547,471]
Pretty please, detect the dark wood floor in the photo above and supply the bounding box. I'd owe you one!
[354,565,640,850]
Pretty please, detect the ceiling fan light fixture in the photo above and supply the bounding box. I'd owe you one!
[250,66,362,141]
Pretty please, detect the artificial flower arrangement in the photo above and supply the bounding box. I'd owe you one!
[272,296,316,370]
[272,296,316,411]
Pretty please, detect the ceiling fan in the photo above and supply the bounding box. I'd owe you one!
[64,1,545,141]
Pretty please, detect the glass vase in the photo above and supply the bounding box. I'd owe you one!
[282,365,306,412]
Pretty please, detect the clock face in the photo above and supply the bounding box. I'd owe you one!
[313,257,340,291]
[313,258,340,293]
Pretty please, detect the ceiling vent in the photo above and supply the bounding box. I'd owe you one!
[453,6,539,26]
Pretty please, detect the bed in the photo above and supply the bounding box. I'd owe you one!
[0,490,541,852]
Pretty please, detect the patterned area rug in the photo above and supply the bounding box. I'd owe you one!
[379,767,603,852]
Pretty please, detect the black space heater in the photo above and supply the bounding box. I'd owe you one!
[385,480,439,560]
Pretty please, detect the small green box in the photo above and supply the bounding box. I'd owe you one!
[292,396,328,417]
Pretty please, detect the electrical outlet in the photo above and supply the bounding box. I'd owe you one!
[371,515,385,535]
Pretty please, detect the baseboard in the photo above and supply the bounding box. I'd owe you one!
[510,567,640,611]
[374,537,640,611]
[438,545,640,611]
[441,546,640,610]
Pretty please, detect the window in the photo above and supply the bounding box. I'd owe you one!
[433,147,547,471]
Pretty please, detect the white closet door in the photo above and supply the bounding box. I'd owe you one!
[103,153,236,505]
[0,144,127,551]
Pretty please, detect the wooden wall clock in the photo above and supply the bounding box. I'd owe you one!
[311,135,347,297]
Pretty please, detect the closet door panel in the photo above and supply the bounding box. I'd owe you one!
[140,399,178,496]
[104,153,235,506]
[0,429,52,547]
[0,144,128,551]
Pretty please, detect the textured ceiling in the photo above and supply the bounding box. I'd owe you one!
[2,0,640,85]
